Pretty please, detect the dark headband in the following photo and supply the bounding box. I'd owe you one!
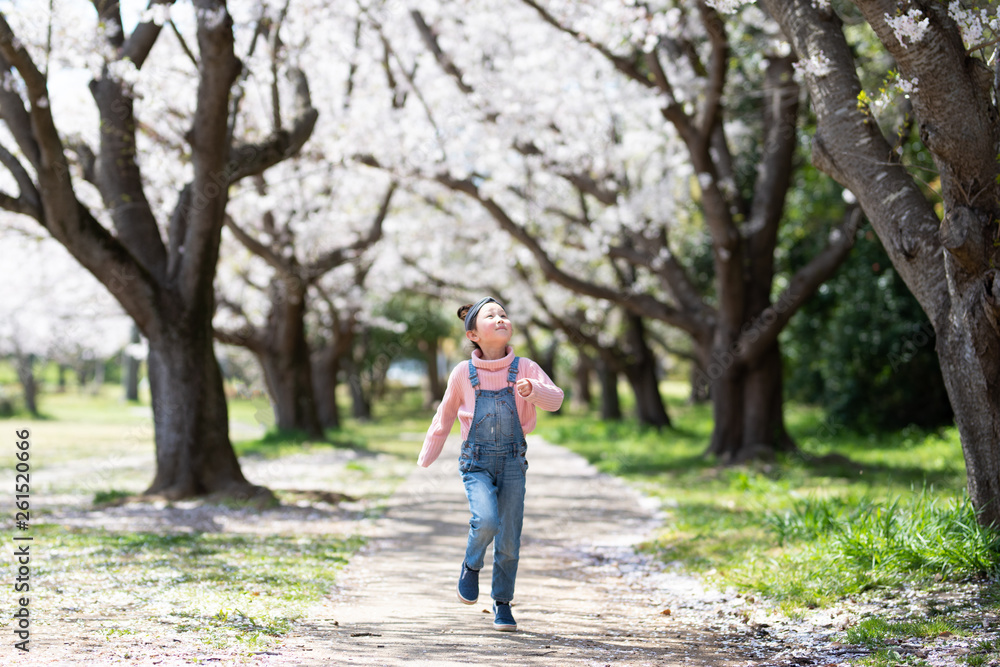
[465,296,504,331]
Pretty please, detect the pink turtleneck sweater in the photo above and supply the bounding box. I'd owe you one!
[417,347,564,467]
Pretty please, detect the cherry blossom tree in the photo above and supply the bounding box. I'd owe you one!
[759,0,1000,525]
[365,0,861,458]
[0,1,316,500]
[215,163,394,438]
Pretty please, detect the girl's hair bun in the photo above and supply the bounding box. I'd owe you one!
[457,304,473,321]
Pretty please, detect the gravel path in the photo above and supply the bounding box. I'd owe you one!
[261,436,761,666]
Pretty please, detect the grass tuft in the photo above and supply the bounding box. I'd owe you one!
[845,615,959,647]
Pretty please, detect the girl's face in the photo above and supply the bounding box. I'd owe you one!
[468,302,512,348]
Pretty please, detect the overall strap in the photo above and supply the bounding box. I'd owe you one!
[507,357,520,384]
[468,360,480,388]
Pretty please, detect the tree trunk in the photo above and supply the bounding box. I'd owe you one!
[123,323,141,402]
[312,345,342,430]
[704,340,793,461]
[253,278,324,439]
[624,363,671,428]
[145,319,269,502]
[57,363,67,393]
[707,360,744,461]
[689,359,710,404]
[572,351,594,411]
[15,353,38,417]
[259,350,324,438]
[422,337,444,409]
[596,355,622,421]
[742,342,794,454]
[623,315,670,428]
[936,291,1000,528]
[343,357,372,420]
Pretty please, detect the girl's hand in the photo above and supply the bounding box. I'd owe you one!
[516,378,533,397]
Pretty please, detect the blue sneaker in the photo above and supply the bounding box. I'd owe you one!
[493,601,516,631]
[457,562,479,604]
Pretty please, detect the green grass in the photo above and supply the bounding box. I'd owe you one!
[537,381,996,612]
[846,616,959,647]
[853,649,930,667]
[32,523,362,650]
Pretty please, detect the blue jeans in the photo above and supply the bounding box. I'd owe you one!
[459,357,528,603]
[461,444,526,603]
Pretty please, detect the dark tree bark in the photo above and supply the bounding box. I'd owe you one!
[595,355,622,421]
[761,0,1000,525]
[145,318,255,498]
[572,351,594,412]
[420,337,444,409]
[344,355,372,421]
[0,3,316,500]
[216,273,324,439]
[15,353,38,417]
[258,277,323,438]
[622,315,671,428]
[311,304,359,430]
[123,323,141,402]
[688,358,710,404]
[312,344,343,430]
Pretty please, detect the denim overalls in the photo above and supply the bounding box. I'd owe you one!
[459,357,529,603]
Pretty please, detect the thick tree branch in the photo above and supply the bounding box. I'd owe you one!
[410,10,473,94]
[226,67,318,184]
[696,0,728,139]
[214,325,264,352]
[0,57,40,170]
[855,0,999,209]
[745,54,799,295]
[0,12,159,331]
[90,16,170,282]
[0,143,40,219]
[122,0,177,69]
[0,15,62,171]
[177,0,243,304]
[267,0,293,133]
[224,213,289,274]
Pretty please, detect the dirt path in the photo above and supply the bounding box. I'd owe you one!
[261,436,770,667]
